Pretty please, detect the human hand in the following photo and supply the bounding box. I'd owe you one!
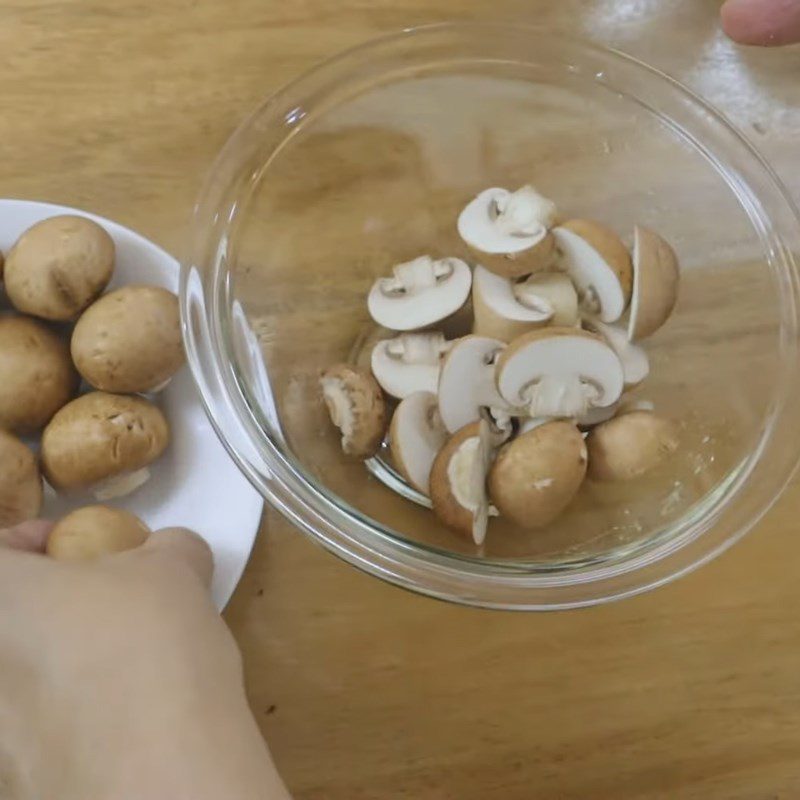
[722,0,800,45]
[0,521,291,800]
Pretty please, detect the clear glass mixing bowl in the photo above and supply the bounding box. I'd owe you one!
[181,23,800,609]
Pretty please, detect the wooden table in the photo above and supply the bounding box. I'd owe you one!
[3,2,800,797]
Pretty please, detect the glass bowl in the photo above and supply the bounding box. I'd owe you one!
[181,23,800,610]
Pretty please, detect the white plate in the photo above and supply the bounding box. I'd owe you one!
[0,199,263,609]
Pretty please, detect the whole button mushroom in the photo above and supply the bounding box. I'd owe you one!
[0,429,43,526]
[71,285,185,393]
[41,392,169,499]
[4,215,115,321]
[0,315,78,433]
[47,505,150,561]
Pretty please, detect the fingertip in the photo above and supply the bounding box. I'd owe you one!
[722,0,800,46]
[0,519,54,553]
[142,527,214,586]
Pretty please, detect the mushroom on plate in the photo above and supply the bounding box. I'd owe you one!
[370,332,450,399]
[4,215,115,321]
[47,505,150,561]
[71,285,184,393]
[0,429,42,526]
[41,392,169,499]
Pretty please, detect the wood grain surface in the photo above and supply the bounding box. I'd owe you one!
[3,2,800,798]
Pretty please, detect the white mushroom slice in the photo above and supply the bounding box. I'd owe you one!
[438,335,510,433]
[472,265,552,342]
[583,319,649,388]
[495,329,624,420]
[518,417,550,434]
[513,272,579,328]
[430,420,495,545]
[576,403,619,429]
[553,219,633,322]
[389,392,448,495]
[370,332,450,399]
[93,468,151,501]
[367,255,471,331]
[628,226,680,340]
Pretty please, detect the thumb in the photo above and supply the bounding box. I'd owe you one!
[721,0,800,45]
[0,520,53,554]
[140,527,214,587]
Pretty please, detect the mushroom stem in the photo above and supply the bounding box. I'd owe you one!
[385,332,451,363]
[492,186,557,235]
[379,256,453,295]
[523,375,600,419]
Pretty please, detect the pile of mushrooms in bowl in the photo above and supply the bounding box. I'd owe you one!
[0,215,184,557]
[321,185,681,546]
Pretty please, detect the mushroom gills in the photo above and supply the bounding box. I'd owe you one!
[93,467,151,500]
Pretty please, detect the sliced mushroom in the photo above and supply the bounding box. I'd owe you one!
[576,402,619,429]
[370,332,450,399]
[513,272,579,328]
[320,363,387,458]
[438,335,510,433]
[458,186,557,278]
[553,219,632,322]
[628,226,680,340]
[488,421,587,529]
[495,328,624,419]
[0,430,42,527]
[367,255,471,331]
[430,420,496,545]
[47,505,150,561]
[586,411,679,481]
[583,319,649,388]
[389,391,448,495]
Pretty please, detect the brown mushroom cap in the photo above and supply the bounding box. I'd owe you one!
[41,392,169,491]
[0,430,42,526]
[488,421,587,529]
[47,505,150,561]
[0,315,78,433]
[71,285,185,393]
[4,215,115,321]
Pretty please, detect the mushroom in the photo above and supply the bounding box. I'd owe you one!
[430,419,498,544]
[553,219,632,322]
[71,285,185,393]
[628,226,680,340]
[586,410,679,481]
[576,402,620,429]
[0,315,78,433]
[320,363,387,458]
[41,392,169,498]
[367,255,472,331]
[4,215,115,321]
[0,429,42,526]
[458,186,557,278]
[437,335,510,433]
[495,328,624,419]
[583,318,649,388]
[370,332,450,399]
[488,421,587,529]
[47,505,150,561]
[512,272,579,328]
[389,391,448,495]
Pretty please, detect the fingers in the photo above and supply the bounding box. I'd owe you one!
[721,0,800,45]
[0,519,53,554]
[140,527,214,587]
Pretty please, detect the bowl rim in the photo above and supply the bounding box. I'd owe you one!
[180,21,800,610]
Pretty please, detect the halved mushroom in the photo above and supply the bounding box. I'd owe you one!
[0,429,42,527]
[47,505,150,561]
[389,391,448,495]
[370,332,450,399]
[586,410,679,481]
[576,402,619,429]
[553,219,632,322]
[367,255,471,331]
[583,319,649,388]
[320,363,387,458]
[458,186,557,278]
[41,392,169,498]
[513,272,579,328]
[628,226,680,340]
[438,335,510,433]
[495,328,624,419]
[488,421,587,529]
[430,420,496,544]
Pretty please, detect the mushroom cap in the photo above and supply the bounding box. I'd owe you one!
[71,285,184,393]
[367,255,471,331]
[47,505,150,561]
[5,215,115,321]
[320,363,387,458]
[488,421,587,529]
[370,332,448,399]
[586,410,679,481]
[389,391,447,495]
[0,314,78,433]
[583,319,649,388]
[628,226,680,340]
[41,392,169,491]
[554,219,632,322]
[0,429,42,526]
